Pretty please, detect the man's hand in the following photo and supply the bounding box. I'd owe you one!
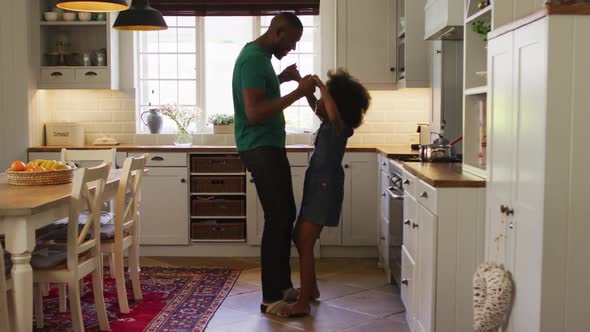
[296,75,316,97]
[278,63,302,84]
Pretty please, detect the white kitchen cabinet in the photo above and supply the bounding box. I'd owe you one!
[336,0,397,90]
[246,153,307,245]
[29,151,126,168]
[395,0,430,88]
[402,175,485,332]
[139,166,189,245]
[486,12,590,332]
[424,0,464,40]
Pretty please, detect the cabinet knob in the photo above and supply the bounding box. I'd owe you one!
[390,67,395,72]
[344,164,350,169]
[382,193,386,197]
[380,236,386,240]
[180,178,186,183]
[509,223,514,230]
[436,50,442,54]
[401,279,408,286]
[382,162,387,166]
[412,222,419,229]
[403,179,410,185]
[506,207,514,216]
[420,191,428,198]
[249,178,255,183]
[500,205,514,216]
[403,219,411,225]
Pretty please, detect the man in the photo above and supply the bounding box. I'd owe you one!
[232,12,316,316]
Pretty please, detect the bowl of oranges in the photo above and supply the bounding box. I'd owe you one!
[6,159,77,186]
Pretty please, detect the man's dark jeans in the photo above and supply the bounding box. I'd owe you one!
[239,146,296,302]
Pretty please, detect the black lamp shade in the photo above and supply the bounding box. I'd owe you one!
[56,0,129,12]
[112,0,167,31]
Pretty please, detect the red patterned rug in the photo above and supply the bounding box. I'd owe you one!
[34,267,241,332]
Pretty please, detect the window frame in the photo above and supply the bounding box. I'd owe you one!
[134,15,320,134]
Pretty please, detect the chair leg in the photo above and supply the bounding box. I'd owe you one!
[33,285,44,329]
[91,268,110,331]
[41,282,49,297]
[1,287,9,332]
[109,254,116,278]
[114,253,130,313]
[58,283,67,312]
[67,280,84,332]
[128,241,143,300]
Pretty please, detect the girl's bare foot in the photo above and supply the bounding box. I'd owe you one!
[282,301,311,317]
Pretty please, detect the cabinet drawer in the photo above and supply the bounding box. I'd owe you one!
[191,221,245,240]
[129,152,187,167]
[378,155,388,173]
[402,168,416,198]
[191,155,244,173]
[403,194,417,259]
[416,179,437,214]
[40,68,74,83]
[288,152,308,166]
[191,196,245,217]
[401,245,415,321]
[191,176,244,193]
[74,68,108,83]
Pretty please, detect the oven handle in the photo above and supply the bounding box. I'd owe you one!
[388,186,404,200]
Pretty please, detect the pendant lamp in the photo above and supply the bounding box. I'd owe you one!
[112,0,167,31]
[56,0,129,12]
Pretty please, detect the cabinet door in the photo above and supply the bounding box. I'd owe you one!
[415,204,437,332]
[342,153,378,246]
[337,0,396,88]
[403,193,418,259]
[139,167,189,245]
[247,167,306,245]
[506,19,547,332]
[401,245,416,329]
[486,31,515,264]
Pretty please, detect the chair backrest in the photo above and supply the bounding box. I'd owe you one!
[61,148,117,168]
[113,154,148,242]
[66,162,111,270]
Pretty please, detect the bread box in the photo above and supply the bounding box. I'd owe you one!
[45,122,85,146]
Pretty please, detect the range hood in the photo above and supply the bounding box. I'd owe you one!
[424,0,464,40]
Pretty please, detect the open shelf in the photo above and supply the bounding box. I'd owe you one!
[41,21,107,26]
[465,6,492,24]
[465,86,488,95]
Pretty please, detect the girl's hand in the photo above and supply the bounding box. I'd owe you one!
[311,75,326,90]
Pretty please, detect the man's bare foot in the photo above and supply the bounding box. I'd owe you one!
[281,301,311,317]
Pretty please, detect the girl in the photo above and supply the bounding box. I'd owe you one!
[283,69,371,317]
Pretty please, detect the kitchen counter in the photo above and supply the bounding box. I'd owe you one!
[402,162,486,188]
[28,144,419,159]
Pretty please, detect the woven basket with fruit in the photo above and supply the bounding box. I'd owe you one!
[6,159,77,186]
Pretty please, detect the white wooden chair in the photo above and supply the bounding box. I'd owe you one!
[61,148,117,168]
[0,243,13,332]
[100,154,147,313]
[32,162,111,332]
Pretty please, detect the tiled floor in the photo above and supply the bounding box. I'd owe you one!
[140,257,410,332]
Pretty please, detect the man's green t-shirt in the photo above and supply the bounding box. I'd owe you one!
[232,42,285,152]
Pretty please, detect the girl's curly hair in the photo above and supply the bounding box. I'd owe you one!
[326,69,371,129]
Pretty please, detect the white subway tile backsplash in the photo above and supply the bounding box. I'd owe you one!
[134,134,158,145]
[361,134,386,145]
[100,123,123,133]
[99,99,122,111]
[111,112,136,122]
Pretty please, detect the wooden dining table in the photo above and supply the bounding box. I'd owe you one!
[0,169,125,331]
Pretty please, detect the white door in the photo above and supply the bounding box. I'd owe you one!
[415,204,437,332]
[486,31,515,264]
[337,0,396,86]
[505,18,547,332]
[247,167,306,245]
[139,167,189,245]
[342,153,378,246]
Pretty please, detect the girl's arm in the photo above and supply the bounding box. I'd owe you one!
[312,75,344,134]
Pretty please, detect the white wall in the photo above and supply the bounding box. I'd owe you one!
[0,0,36,166]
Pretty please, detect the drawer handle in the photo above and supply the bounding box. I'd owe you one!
[180,178,186,183]
[403,179,410,185]
[420,191,428,198]
[403,219,411,226]
[390,67,396,72]
[344,164,350,169]
[249,178,255,183]
[50,72,63,77]
[412,222,419,229]
[401,279,408,286]
[151,156,164,161]
[84,71,98,76]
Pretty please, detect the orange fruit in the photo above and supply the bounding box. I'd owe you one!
[10,160,26,172]
[25,164,35,172]
[32,166,46,172]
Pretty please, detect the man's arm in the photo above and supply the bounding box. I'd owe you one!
[243,77,316,124]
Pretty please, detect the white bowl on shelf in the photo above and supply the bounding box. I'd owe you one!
[62,12,76,21]
[475,71,487,80]
[78,12,91,21]
[43,12,58,21]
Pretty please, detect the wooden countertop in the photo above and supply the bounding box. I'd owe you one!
[402,162,486,188]
[28,144,419,158]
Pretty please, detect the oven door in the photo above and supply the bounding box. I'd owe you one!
[388,184,404,286]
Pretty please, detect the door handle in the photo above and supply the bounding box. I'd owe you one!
[420,191,428,198]
[401,279,408,286]
[412,222,419,229]
[84,71,98,76]
[403,219,411,226]
[50,72,63,77]
[403,179,410,185]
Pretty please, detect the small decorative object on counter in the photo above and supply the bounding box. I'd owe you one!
[157,104,200,146]
[209,114,235,134]
[141,108,163,134]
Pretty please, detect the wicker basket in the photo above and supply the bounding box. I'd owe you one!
[191,221,245,240]
[6,169,75,186]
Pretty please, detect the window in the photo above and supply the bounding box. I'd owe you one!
[136,15,320,134]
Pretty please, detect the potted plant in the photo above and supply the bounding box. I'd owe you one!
[209,114,235,134]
